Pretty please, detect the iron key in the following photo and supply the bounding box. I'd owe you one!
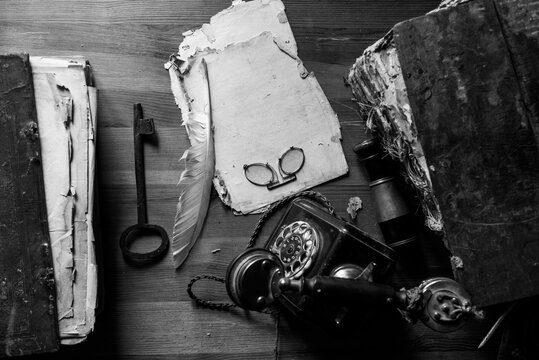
[120,103,169,264]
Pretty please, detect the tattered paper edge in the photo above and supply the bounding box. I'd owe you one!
[347,33,444,231]
[166,0,345,214]
[30,56,98,344]
[181,33,346,213]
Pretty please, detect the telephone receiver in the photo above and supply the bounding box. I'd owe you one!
[221,195,480,332]
[226,247,476,332]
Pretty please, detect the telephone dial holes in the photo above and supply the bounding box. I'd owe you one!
[270,220,319,278]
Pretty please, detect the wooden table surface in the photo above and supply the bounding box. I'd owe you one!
[1,1,503,358]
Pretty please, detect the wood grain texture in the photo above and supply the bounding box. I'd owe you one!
[0,0,498,359]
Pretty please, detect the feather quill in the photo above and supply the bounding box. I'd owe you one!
[172,59,215,268]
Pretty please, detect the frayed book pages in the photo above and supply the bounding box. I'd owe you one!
[31,56,98,344]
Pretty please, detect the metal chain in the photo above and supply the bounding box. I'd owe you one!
[186,191,335,311]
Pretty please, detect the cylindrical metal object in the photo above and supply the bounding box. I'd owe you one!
[354,138,420,256]
[370,177,409,222]
[278,276,408,309]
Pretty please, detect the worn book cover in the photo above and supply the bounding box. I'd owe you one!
[348,0,539,306]
[0,54,59,357]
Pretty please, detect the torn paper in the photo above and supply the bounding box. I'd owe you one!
[175,0,297,69]
[346,196,363,219]
[347,34,443,231]
[166,0,348,214]
[31,56,98,344]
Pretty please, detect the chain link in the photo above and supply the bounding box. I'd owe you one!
[186,191,335,311]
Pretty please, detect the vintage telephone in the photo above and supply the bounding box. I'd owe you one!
[223,196,478,332]
[187,139,481,331]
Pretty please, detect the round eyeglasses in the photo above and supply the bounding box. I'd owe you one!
[243,147,305,190]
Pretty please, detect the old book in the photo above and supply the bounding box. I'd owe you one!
[30,56,98,344]
[348,0,539,306]
[0,54,59,357]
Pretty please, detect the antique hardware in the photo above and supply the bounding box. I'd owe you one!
[354,138,422,266]
[119,104,170,264]
[225,197,475,332]
[227,248,475,332]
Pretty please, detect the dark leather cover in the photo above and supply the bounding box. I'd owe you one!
[496,0,539,145]
[393,0,539,306]
[0,54,59,356]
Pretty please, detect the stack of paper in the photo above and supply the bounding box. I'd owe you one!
[166,0,349,214]
[31,57,98,344]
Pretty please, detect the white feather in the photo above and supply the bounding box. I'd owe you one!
[172,59,214,268]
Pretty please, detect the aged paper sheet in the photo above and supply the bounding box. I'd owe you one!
[167,0,348,214]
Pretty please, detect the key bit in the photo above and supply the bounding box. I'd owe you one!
[136,116,155,135]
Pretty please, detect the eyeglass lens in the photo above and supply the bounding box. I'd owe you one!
[243,147,305,188]
[243,163,275,186]
[280,147,304,175]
